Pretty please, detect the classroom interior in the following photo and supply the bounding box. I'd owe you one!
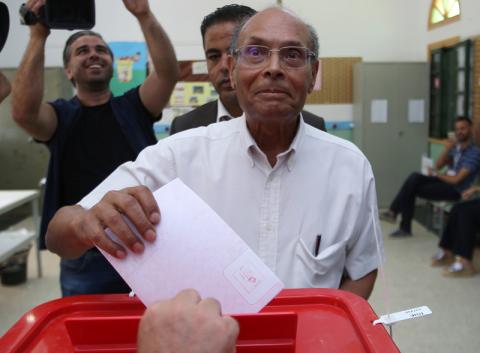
[1,0,480,352]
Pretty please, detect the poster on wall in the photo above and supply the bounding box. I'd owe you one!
[169,81,218,107]
[108,41,147,96]
[408,99,425,123]
[371,99,388,123]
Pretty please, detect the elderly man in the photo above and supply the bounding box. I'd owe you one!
[169,4,325,134]
[47,7,382,299]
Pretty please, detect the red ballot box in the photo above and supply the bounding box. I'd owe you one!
[0,288,400,353]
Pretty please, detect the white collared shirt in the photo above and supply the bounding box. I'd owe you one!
[216,99,234,122]
[80,115,383,288]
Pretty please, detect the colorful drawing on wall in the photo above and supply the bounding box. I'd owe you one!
[169,81,218,107]
[108,42,147,96]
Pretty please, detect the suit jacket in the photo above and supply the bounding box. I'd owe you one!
[169,100,326,135]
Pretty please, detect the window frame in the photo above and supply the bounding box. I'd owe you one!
[428,0,461,30]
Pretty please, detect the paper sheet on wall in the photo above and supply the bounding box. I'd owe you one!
[421,155,433,176]
[99,178,284,314]
[371,99,388,123]
[408,99,425,123]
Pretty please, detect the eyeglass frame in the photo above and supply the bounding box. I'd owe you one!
[232,44,317,69]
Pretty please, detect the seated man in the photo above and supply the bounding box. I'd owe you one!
[431,185,480,277]
[381,116,480,237]
[46,7,382,300]
[170,4,325,134]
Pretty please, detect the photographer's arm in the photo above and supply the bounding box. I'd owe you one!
[0,71,10,103]
[123,0,179,117]
[11,0,57,142]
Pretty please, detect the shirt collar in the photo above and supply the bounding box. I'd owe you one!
[216,99,234,123]
[240,112,306,171]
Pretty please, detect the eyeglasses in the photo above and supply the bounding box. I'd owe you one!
[233,45,316,69]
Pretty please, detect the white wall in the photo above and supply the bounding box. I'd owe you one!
[0,0,273,67]
[1,0,478,123]
[2,0,478,67]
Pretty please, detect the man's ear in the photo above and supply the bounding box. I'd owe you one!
[307,59,320,94]
[64,67,73,82]
[227,55,236,89]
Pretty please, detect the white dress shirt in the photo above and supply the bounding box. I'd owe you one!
[216,99,234,122]
[80,115,383,288]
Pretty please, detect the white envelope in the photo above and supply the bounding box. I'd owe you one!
[99,178,284,314]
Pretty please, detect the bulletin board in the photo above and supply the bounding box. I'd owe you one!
[168,60,218,107]
[306,57,362,104]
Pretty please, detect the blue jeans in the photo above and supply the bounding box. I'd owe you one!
[60,248,130,296]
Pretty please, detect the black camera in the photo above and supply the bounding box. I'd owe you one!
[0,2,9,53]
[19,0,95,30]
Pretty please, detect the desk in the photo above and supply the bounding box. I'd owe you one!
[0,190,42,278]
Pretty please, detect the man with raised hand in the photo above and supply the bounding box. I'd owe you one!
[12,0,179,296]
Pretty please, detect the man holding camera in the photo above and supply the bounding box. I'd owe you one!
[11,0,179,296]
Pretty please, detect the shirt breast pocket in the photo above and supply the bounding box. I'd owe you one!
[294,238,347,287]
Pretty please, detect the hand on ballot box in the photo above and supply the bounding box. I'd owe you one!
[138,288,239,353]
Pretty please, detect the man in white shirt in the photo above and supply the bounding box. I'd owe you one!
[169,4,325,134]
[46,7,382,299]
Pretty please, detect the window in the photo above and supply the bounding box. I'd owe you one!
[429,0,460,29]
[429,40,473,138]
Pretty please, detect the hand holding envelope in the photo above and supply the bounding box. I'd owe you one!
[49,185,161,259]
[99,179,284,314]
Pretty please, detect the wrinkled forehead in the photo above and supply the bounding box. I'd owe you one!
[237,9,310,48]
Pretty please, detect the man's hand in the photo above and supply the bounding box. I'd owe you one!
[138,289,239,353]
[427,167,437,177]
[462,186,480,200]
[24,0,50,38]
[122,0,151,18]
[46,186,160,259]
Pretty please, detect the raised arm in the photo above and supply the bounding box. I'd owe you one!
[0,71,11,103]
[123,0,179,117]
[433,141,454,171]
[11,0,57,142]
[46,186,160,259]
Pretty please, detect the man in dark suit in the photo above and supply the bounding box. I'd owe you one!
[170,4,325,134]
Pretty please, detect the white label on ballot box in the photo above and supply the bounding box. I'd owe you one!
[99,178,284,314]
[373,306,432,326]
